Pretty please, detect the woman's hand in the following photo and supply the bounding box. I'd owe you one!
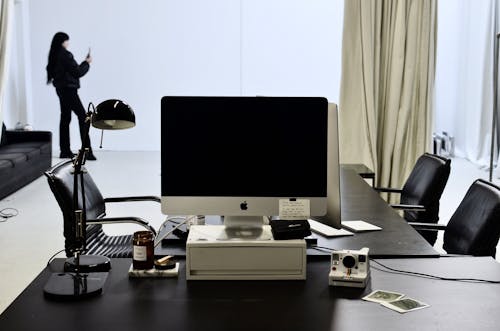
[86,55,93,64]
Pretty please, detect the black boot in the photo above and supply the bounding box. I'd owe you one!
[86,150,97,161]
[59,151,75,159]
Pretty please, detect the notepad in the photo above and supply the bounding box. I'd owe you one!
[342,220,382,232]
[308,219,354,237]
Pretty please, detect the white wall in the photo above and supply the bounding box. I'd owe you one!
[22,0,343,151]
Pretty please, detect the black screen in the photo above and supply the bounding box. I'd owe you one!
[161,96,328,197]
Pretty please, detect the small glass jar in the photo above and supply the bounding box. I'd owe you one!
[132,231,154,270]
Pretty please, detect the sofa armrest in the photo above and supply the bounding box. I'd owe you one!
[5,130,52,143]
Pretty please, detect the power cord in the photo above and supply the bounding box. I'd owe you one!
[310,245,335,253]
[154,220,188,247]
[155,215,206,245]
[154,216,204,248]
[371,259,500,284]
[46,248,67,272]
[310,244,500,284]
[157,216,188,235]
[0,207,19,223]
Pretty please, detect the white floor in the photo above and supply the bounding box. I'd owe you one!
[0,152,498,314]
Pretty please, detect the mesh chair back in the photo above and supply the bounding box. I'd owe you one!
[444,179,500,257]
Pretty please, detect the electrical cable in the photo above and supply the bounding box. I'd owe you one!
[310,245,335,253]
[154,218,189,248]
[157,216,188,235]
[310,244,500,284]
[371,259,500,284]
[0,207,19,222]
[46,248,67,272]
[165,218,183,225]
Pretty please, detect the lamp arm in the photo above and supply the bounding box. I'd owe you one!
[72,103,95,260]
[70,100,136,263]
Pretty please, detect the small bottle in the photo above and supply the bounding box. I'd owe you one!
[133,231,154,270]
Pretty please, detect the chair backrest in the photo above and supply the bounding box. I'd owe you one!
[45,159,106,256]
[443,179,500,257]
[401,153,451,223]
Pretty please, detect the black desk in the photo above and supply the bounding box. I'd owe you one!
[312,168,438,258]
[1,257,499,331]
[158,168,438,258]
[341,163,376,186]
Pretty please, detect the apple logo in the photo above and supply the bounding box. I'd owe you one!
[240,201,248,210]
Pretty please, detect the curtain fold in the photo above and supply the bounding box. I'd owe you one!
[339,0,437,191]
[0,0,13,129]
[453,1,496,166]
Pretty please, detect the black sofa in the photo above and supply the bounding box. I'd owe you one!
[0,124,52,200]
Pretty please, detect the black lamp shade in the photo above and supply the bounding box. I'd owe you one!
[92,99,136,130]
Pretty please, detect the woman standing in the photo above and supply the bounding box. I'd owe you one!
[46,32,96,160]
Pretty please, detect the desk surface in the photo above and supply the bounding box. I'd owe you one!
[341,163,375,178]
[158,168,438,258]
[313,168,438,258]
[1,257,499,331]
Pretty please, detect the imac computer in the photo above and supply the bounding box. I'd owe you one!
[161,96,329,231]
[309,103,341,229]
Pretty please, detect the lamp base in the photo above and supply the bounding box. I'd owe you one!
[43,272,108,300]
[64,255,111,273]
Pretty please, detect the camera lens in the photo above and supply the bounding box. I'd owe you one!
[342,255,356,268]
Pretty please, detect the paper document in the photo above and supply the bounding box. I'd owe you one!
[362,290,405,303]
[308,219,354,237]
[342,220,382,232]
[362,290,430,314]
[380,297,430,314]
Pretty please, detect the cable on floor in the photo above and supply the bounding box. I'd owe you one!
[0,208,19,223]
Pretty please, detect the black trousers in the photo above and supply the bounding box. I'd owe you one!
[56,88,92,154]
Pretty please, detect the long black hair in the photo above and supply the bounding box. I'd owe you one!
[46,32,69,84]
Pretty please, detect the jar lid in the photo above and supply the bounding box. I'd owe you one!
[134,230,154,239]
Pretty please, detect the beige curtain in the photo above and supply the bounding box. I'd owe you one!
[339,0,437,191]
[0,0,13,128]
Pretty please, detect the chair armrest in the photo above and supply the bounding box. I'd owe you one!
[104,196,161,203]
[408,222,446,232]
[87,216,157,236]
[373,187,402,194]
[390,204,426,211]
[439,253,473,257]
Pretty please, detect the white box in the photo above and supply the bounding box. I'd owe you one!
[186,225,306,280]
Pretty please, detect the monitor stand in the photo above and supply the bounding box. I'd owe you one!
[223,216,268,240]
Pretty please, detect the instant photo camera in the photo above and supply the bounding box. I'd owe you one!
[329,247,370,288]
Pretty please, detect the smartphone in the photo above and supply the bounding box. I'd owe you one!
[87,47,91,58]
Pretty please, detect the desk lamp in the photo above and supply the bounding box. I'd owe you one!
[43,99,135,300]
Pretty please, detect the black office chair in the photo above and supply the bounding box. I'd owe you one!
[45,159,158,258]
[374,153,451,246]
[410,179,500,257]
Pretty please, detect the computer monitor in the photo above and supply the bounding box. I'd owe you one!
[161,96,329,229]
[310,103,341,229]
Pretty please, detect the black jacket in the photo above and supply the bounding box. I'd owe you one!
[52,49,89,89]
